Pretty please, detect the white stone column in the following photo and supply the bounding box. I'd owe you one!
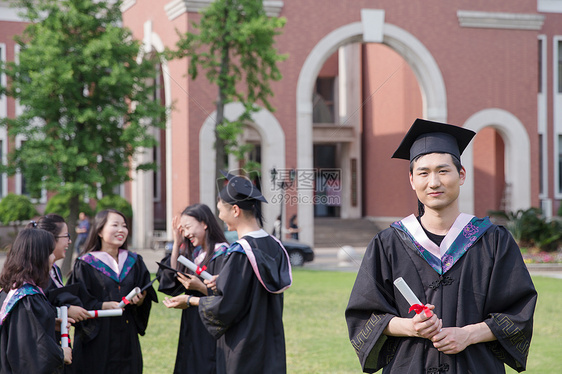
[338,43,362,219]
[131,136,155,249]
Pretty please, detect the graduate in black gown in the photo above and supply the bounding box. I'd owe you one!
[185,172,293,374]
[0,228,72,373]
[67,209,157,374]
[160,203,229,374]
[345,119,537,373]
[30,215,90,323]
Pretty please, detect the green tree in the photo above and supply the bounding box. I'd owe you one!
[0,193,38,234]
[167,0,286,184]
[96,194,133,221]
[0,0,166,273]
[44,193,94,220]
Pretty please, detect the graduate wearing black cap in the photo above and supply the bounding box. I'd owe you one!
[346,119,537,373]
[188,172,292,374]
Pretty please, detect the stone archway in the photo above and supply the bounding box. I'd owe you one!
[199,103,286,231]
[462,108,531,213]
[296,10,448,245]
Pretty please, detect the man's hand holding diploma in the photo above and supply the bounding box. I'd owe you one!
[389,277,496,353]
[384,303,442,340]
[383,277,442,340]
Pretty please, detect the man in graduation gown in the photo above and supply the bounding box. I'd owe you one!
[345,119,537,373]
[187,172,293,374]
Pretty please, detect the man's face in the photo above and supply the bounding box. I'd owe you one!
[217,199,236,231]
[409,153,466,213]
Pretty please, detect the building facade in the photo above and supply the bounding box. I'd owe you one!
[1,0,561,248]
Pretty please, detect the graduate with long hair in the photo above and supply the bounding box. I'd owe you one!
[67,209,157,374]
[161,203,229,374]
[0,228,72,373]
[185,173,293,374]
[30,214,90,322]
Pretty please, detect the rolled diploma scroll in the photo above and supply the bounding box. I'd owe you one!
[87,309,124,318]
[117,287,142,308]
[393,277,432,317]
[60,306,69,348]
[177,255,213,281]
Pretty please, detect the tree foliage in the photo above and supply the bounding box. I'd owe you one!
[167,0,286,178]
[0,193,38,233]
[96,194,132,220]
[44,193,94,220]
[0,0,167,272]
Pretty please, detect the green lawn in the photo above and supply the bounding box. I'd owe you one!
[510,276,562,374]
[140,271,562,373]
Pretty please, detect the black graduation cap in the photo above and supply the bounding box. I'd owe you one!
[391,118,476,162]
[218,171,267,209]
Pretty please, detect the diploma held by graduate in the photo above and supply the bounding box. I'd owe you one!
[117,286,142,308]
[177,255,213,280]
[87,309,124,318]
[393,277,433,317]
[59,306,69,347]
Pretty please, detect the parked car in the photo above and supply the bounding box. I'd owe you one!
[282,239,314,267]
[165,234,315,267]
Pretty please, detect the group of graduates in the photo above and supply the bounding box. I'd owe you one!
[0,118,539,374]
[0,208,156,373]
[0,171,293,374]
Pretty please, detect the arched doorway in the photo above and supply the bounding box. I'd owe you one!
[296,10,448,245]
[462,108,531,214]
[472,127,506,217]
[199,102,286,232]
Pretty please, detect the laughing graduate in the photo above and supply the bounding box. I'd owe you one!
[345,119,537,373]
[186,172,292,374]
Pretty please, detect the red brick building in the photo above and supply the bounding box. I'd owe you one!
[1,1,561,248]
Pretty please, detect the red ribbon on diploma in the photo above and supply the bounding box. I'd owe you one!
[61,333,71,345]
[121,296,131,305]
[408,304,433,317]
[196,265,207,276]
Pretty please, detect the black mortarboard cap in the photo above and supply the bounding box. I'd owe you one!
[391,118,476,161]
[219,171,267,209]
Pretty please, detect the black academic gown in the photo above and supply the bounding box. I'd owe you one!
[198,232,292,374]
[45,264,83,308]
[0,286,65,374]
[158,247,227,374]
[346,216,537,374]
[66,251,157,374]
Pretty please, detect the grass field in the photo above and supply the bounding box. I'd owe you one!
[140,271,562,373]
